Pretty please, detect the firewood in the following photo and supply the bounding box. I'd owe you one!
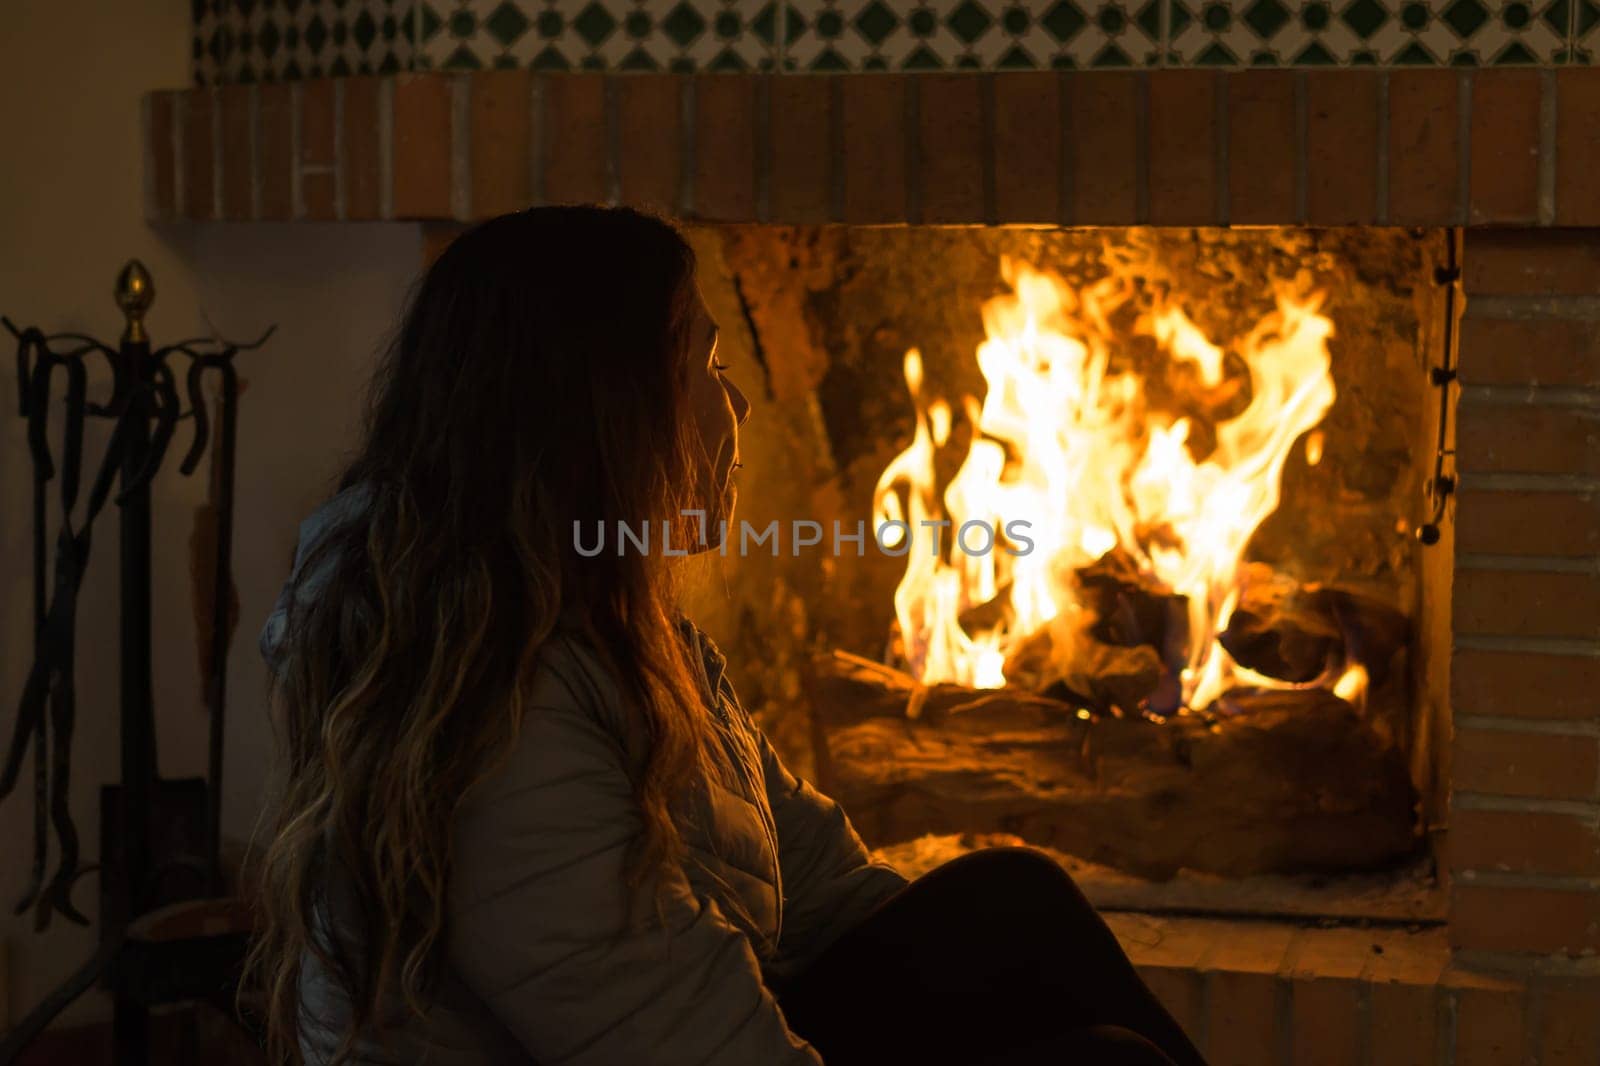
[1075,548,1186,652]
[809,651,1418,879]
[1220,562,1409,686]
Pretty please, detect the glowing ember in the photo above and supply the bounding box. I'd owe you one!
[872,258,1338,711]
[1334,662,1368,706]
[1305,429,1325,467]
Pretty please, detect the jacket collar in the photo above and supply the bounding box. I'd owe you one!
[677,616,729,700]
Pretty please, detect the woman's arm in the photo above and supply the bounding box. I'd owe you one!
[754,728,909,982]
[447,686,822,1065]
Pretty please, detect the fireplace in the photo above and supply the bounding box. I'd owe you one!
[146,64,1600,1062]
[686,223,1448,888]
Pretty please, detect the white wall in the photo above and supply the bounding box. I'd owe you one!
[188,222,420,851]
[0,0,420,1028]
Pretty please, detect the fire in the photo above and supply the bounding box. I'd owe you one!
[872,258,1337,711]
[1334,662,1368,707]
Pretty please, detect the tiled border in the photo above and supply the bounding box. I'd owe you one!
[193,1,421,82]
[781,0,1166,70]
[152,68,1600,225]
[413,0,783,72]
[1167,0,1571,66]
[1576,0,1600,60]
[192,0,1598,82]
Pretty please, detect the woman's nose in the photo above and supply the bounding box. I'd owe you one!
[729,379,752,426]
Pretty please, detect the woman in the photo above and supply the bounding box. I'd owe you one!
[247,206,1206,1066]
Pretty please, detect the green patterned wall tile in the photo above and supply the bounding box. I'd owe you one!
[1051,0,1167,66]
[1413,0,1564,63]
[195,0,418,84]
[1167,0,1567,65]
[782,0,1161,71]
[1168,0,1354,64]
[191,0,1594,81]
[420,0,775,71]
[1575,0,1598,59]
[635,0,777,70]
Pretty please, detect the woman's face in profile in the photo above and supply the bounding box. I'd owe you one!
[686,285,751,542]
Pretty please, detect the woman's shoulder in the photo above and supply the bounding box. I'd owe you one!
[481,617,735,789]
[456,631,653,827]
[523,629,629,730]
[528,616,719,723]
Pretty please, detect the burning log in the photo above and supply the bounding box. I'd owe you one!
[1004,625,1164,718]
[809,651,1419,880]
[1075,548,1188,655]
[1219,563,1409,688]
[995,550,1190,716]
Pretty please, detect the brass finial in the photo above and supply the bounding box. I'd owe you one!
[115,259,155,344]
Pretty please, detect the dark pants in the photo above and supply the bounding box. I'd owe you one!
[777,848,1208,1066]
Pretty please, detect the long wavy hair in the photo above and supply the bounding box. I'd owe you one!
[242,206,716,1065]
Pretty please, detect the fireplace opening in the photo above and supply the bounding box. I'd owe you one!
[681,224,1454,919]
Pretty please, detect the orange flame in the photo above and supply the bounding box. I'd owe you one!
[873,258,1337,710]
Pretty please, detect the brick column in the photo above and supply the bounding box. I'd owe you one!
[1449,230,1600,957]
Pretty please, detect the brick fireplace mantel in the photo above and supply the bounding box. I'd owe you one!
[147,68,1600,228]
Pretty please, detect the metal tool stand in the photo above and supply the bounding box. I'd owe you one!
[0,262,269,1065]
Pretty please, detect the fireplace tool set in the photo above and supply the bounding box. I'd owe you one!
[0,262,268,1064]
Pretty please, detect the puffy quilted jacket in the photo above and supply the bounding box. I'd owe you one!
[260,485,908,1064]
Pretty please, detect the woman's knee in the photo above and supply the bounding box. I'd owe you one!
[1062,1026,1179,1066]
[936,847,1087,904]
[972,1025,1178,1066]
